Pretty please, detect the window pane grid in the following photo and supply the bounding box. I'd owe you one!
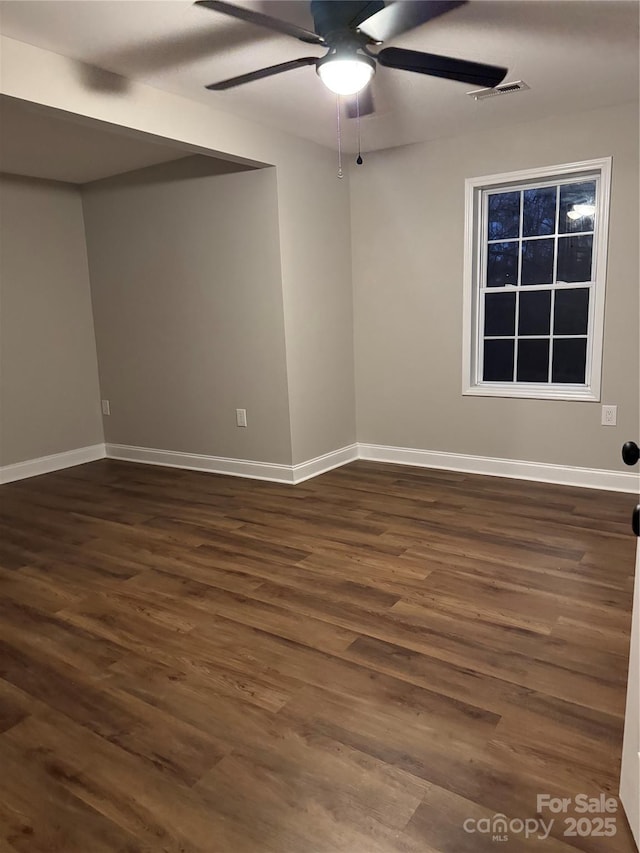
[467,159,610,400]
[480,176,597,387]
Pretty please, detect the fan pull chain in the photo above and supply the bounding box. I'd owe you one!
[356,92,363,165]
[336,94,343,179]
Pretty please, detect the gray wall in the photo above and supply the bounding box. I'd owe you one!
[277,151,356,464]
[81,156,294,464]
[350,101,639,472]
[0,174,103,465]
[1,38,358,470]
[2,82,636,478]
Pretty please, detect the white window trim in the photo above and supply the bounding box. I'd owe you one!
[462,157,612,401]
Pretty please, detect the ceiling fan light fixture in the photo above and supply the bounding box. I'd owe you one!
[317,53,375,95]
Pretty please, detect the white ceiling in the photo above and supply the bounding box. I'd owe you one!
[0,96,193,182]
[0,1,638,154]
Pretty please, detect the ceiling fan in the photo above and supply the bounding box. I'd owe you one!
[195,0,508,116]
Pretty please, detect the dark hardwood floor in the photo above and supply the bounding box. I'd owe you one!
[0,459,637,852]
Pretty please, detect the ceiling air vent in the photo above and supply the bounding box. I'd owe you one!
[467,80,530,101]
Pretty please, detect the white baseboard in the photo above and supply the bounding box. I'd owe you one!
[106,443,295,483]
[292,444,359,484]
[105,442,358,485]
[2,440,635,495]
[0,443,106,484]
[358,443,640,494]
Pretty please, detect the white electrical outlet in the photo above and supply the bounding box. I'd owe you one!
[601,405,617,426]
[236,408,247,428]
[101,399,111,416]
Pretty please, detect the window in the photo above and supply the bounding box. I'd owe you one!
[462,158,611,400]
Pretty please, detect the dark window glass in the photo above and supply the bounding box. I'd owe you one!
[485,292,516,336]
[553,288,589,336]
[521,238,554,285]
[552,338,587,383]
[488,192,520,240]
[487,241,518,287]
[484,339,514,381]
[557,235,593,282]
[517,339,550,382]
[523,186,556,237]
[518,290,551,336]
[559,181,596,234]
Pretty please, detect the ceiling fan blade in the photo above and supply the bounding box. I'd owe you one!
[377,47,507,87]
[357,1,466,43]
[195,1,325,46]
[347,1,386,30]
[346,85,375,118]
[205,57,318,90]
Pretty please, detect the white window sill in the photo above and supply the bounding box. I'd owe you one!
[463,384,599,402]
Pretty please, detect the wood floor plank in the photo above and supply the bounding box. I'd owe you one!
[119,568,360,654]
[0,458,636,852]
[0,566,81,614]
[0,731,156,853]
[194,746,427,853]
[343,633,626,748]
[1,710,249,853]
[106,641,299,714]
[0,636,225,785]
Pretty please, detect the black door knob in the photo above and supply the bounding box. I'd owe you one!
[633,505,639,537]
[622,441,640,466]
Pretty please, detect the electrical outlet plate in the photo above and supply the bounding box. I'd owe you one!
[601,405,617,426]
[101,400,111,416]
[236,408,247,428]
